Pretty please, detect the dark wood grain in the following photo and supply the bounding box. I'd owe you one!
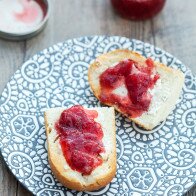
[0,155,18,196]
[0,40,25,196]
[17,183,32,196]
[152,0,196,73]
[0,0,195,195]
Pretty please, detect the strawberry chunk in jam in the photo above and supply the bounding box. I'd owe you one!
[55,105,105,175]
[99,58,160,118]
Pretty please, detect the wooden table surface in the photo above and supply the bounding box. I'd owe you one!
[0,0,195,195]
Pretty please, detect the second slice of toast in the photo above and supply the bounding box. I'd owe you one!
[88,49,184,130]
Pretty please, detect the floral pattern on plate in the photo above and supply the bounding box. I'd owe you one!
[0,36,195,196]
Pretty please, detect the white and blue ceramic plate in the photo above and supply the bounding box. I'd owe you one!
[0,36,195,196]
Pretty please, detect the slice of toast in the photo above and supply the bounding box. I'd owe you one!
[88,49,184,130]
[44,106,116,191]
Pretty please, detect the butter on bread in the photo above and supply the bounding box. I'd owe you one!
[88,49,184,130]
[44,107,116,191]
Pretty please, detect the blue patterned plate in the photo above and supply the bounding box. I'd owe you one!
[0,36,195,196]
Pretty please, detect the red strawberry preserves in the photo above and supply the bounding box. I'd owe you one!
[55,105,105,175]
[99,58,160,118]
[111,0,166,20]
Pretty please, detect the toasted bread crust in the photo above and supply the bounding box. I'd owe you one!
[88,49,184,130]
[44,107,116,191]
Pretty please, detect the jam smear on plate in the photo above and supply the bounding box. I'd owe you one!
[99,58,160,118]
[55,105,105,175]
